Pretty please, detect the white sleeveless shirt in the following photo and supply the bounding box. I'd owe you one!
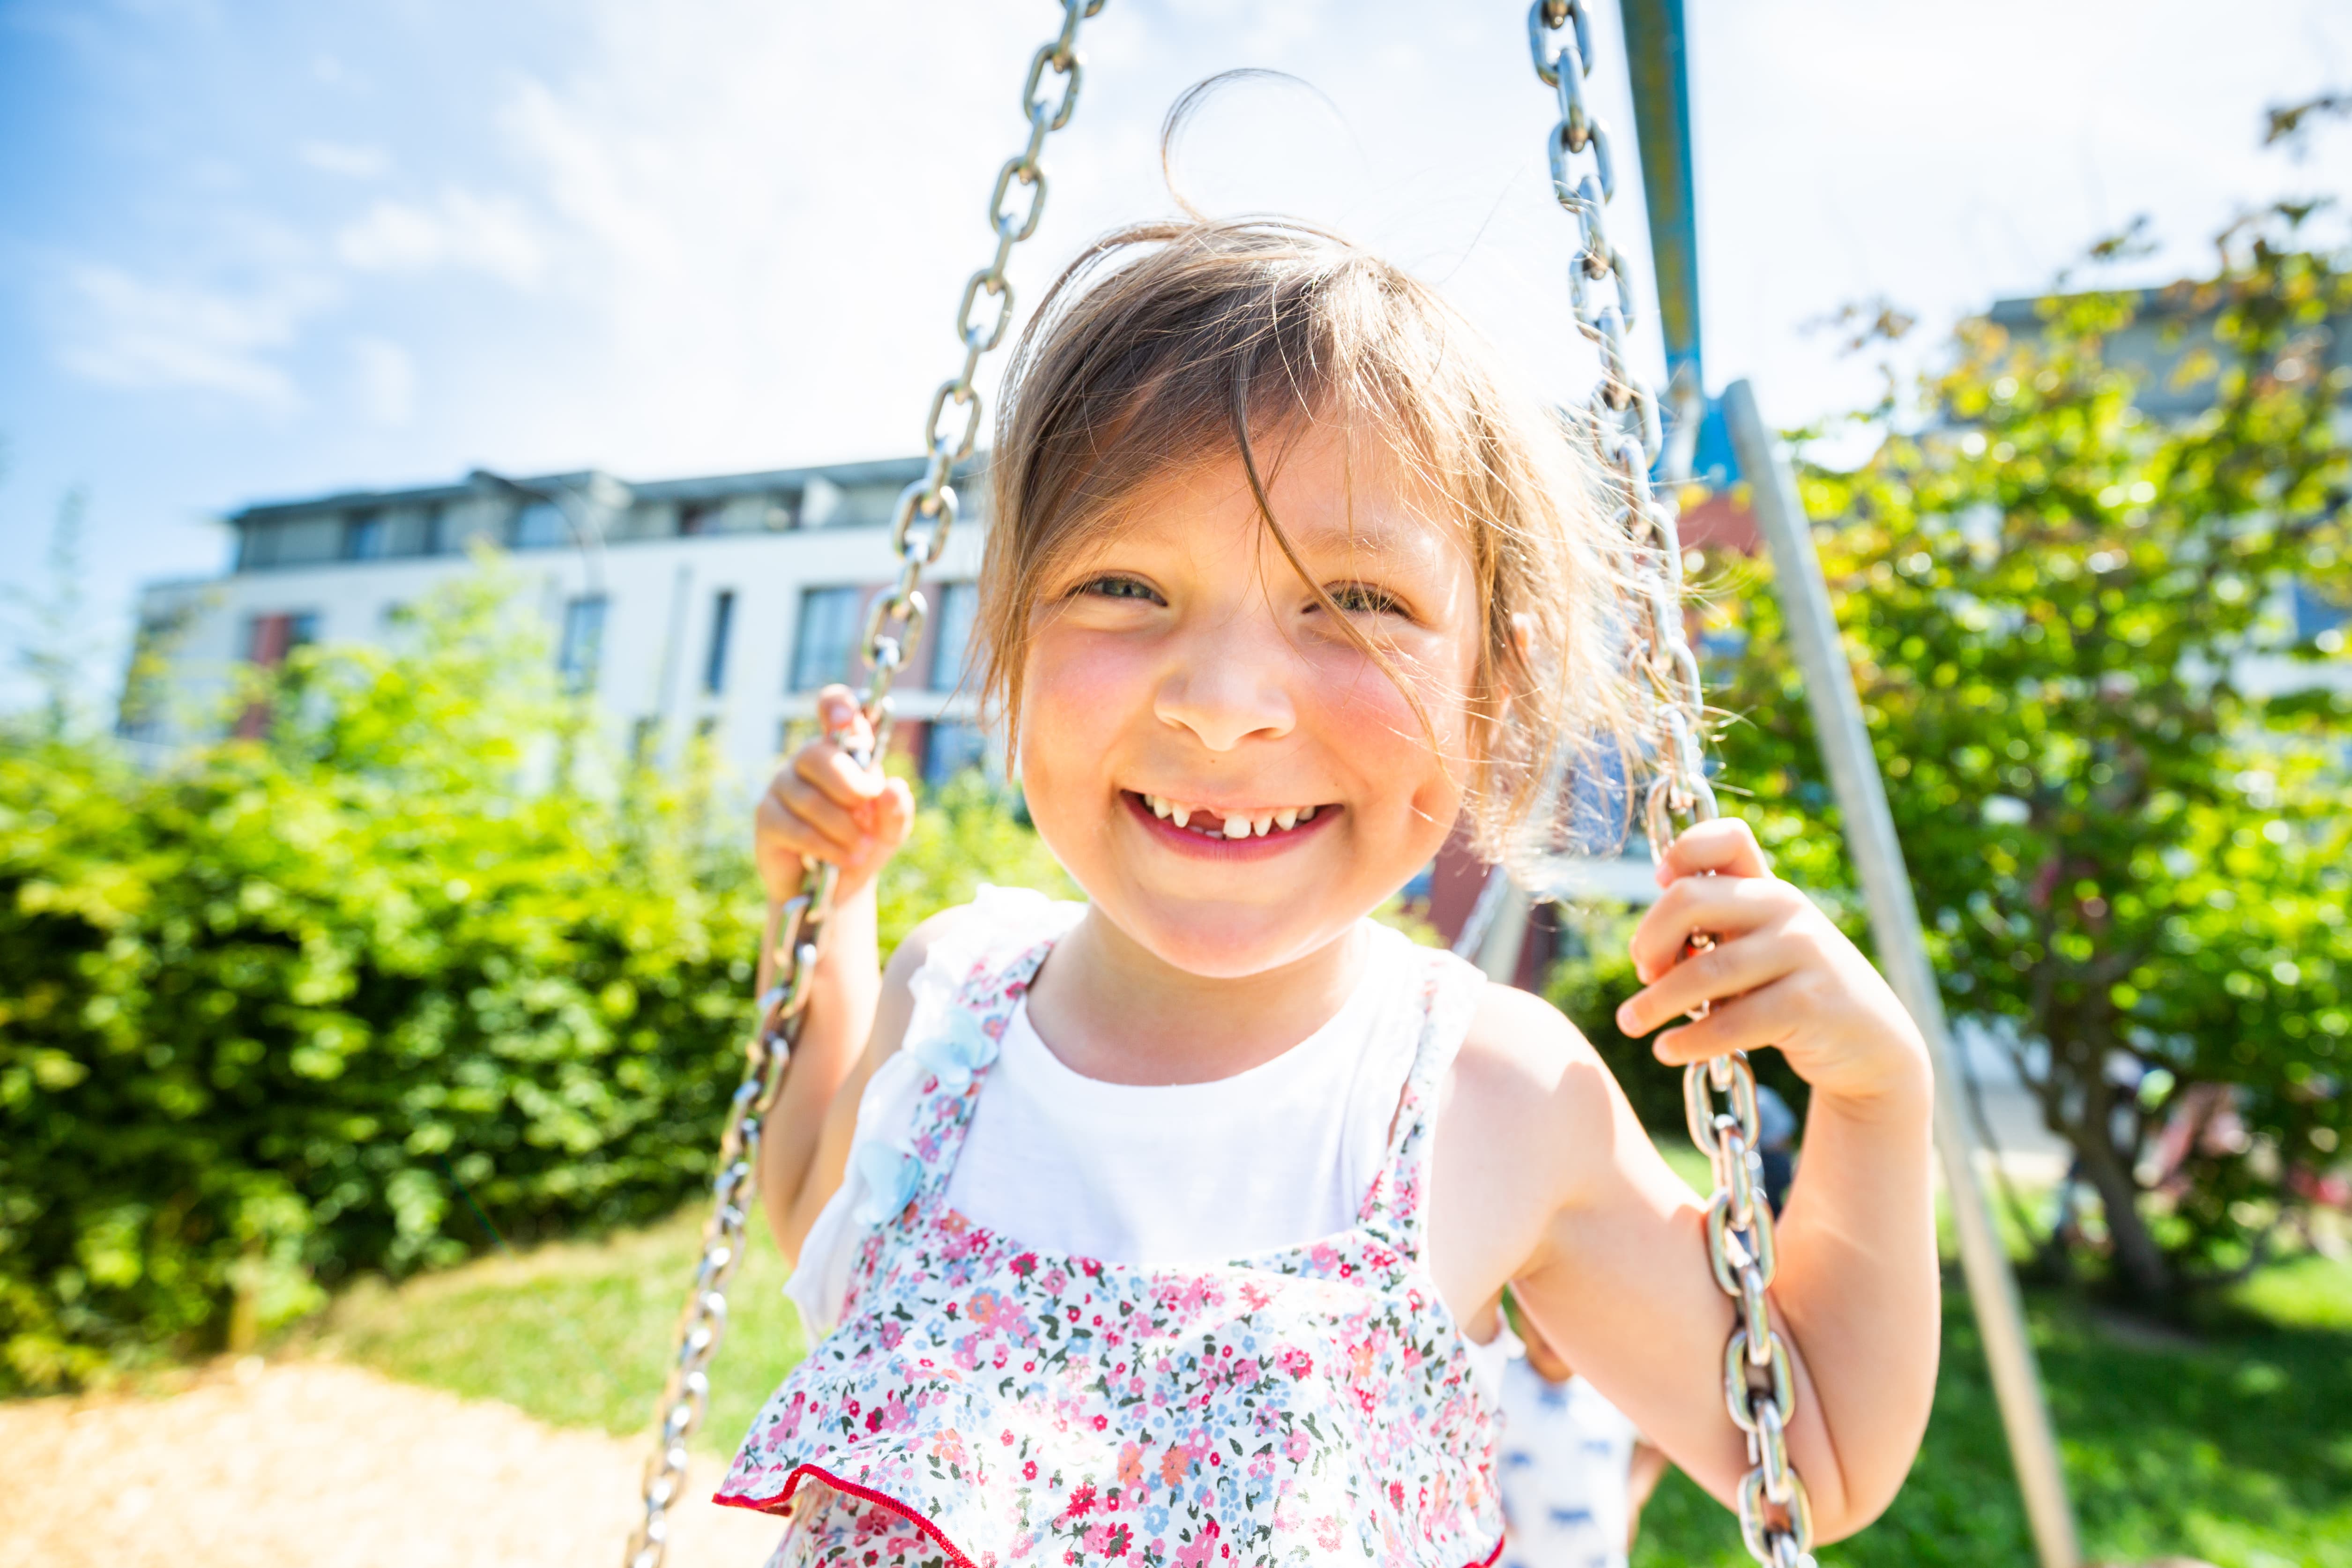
[942,919,1422,1265]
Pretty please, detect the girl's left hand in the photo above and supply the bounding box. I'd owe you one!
[1613,817,1929,1109]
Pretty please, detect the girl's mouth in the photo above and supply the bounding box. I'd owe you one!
[1121,790,1341,855]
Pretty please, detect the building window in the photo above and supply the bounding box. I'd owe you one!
[924,721,990,786]
[558,595,608,691]
[235,611,319,738]
[246,611,320,667]
[705,589,737,694]
[929,581,980,692]
[790,586,865,692]
[420,503,447,556]
[342,511,387,561]
[678,502,717,536]
[514,500,569,550]
[237,522,278,570]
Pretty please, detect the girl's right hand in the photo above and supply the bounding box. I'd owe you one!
[754,685,915,906]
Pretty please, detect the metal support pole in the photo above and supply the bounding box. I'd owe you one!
[1723,379,2079,1568]
[1474,878,1535,984]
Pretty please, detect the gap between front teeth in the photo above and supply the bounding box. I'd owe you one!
[1143,794,1316,836]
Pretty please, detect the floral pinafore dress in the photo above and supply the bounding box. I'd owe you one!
[716,895,1503,1567]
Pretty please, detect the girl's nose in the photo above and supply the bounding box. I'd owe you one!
[1154,625,1296,753]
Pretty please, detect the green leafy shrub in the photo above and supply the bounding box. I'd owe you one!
[1704,209,2352,1303]
[0,572,1069,1389]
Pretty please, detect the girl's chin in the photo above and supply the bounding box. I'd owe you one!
[1093,892,1365,980]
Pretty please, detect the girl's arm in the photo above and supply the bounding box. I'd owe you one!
[1455,818,1938,1544]
[749,686,915,1261]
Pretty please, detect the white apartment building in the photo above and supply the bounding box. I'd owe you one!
[123,455,996,795]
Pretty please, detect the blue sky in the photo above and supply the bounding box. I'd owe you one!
[4,0,2350,715]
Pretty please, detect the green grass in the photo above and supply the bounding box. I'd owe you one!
[1635,1258,2352,1567]
[308,1207,808,1450]
[301,1193,2352,1568]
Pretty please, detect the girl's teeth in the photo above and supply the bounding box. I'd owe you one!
[1298,805,1316,821]
[1252,814,1273,837]
[1170,804,1191,828]
[1274,808,1298,831]
[1150,795,1172,820]
[1223,814,1252,840]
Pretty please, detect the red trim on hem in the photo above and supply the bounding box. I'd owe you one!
[720,1464,1503,1568]
[716,1465,979,1568]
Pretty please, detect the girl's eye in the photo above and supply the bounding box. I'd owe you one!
[1325,583,1407,617]
[1077,573,1164,605]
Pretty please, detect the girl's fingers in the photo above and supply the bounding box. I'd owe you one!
[795,736,885,812]
[873,778,916,841]
[1627,875,1800,982]
[815,684,869,750]
[1655,817,1770,884]
[767,773,863,856]
[1616,929,1797,1037]
[1646,975,1809,1066]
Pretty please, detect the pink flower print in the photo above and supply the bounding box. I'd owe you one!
[878,1320,905,1351]
[1276,1346,1312,1380]
[965,1287,1027,1339]
[1315,1515,1341,1553]
[1011,1251,1039,1278]
[1085,1521,1133,1557]
[1388,1480,1406,1513]
[1282,1427,1310,1463]
[1309,1242,1340,1272]
[1063,1481,1099,1519]
[1172,1519,1222,1567]
[1239,1279,1272,1312]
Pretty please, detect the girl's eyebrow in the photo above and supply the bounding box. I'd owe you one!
[1283,510,1449,563]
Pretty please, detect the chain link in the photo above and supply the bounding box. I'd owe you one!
[1526,6,1811,1565]
[621,5,1106,1561]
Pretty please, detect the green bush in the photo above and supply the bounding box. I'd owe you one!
[0,571,1068,1390]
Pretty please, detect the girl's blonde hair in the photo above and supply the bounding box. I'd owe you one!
[977,217,1634,862]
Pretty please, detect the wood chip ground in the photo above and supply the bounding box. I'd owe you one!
[0,1358,782,1568]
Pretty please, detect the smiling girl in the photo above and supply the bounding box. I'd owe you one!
[715,220,1939,1567]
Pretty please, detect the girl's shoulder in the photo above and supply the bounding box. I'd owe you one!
[1446,981,1625,1190]
[881,886,1086,1026]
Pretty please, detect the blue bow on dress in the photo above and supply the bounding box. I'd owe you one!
[906,1006,1001,1090]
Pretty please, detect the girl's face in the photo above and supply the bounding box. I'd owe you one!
[1018,428,1482,979]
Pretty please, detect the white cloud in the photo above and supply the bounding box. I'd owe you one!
[53,263,332,409]
[350,334,416,425]
[335,188,545,285]
[300,139,392,179]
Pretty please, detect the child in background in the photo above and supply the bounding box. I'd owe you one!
[726,219,1942,1566]
[1496,1292,1666,1568]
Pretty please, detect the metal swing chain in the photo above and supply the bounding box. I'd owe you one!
[1527,7,1812,1566]
[621,5,1106,1563]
